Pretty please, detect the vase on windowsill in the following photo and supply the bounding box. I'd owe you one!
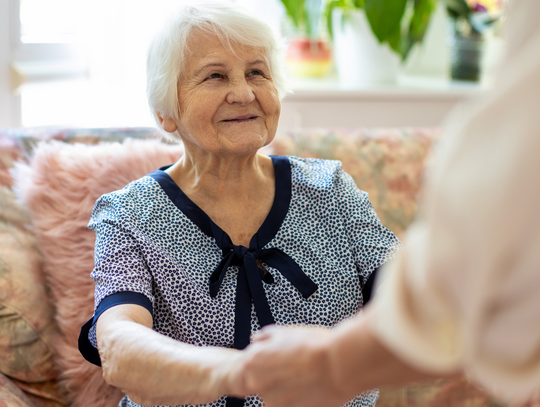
[331,8,400,87]
[326,0,436,88]
[285,37,332,78]
[442,0,506,82]
[280,0,333,79]
[448,17,484,82]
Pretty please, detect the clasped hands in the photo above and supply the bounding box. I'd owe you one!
[221,324,353,407]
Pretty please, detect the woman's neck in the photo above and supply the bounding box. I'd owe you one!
[165,147,274,204]
[165,144,277,246]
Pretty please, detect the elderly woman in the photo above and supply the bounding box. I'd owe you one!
[78,3,400,407]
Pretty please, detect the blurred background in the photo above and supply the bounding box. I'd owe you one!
[0,0,507,129]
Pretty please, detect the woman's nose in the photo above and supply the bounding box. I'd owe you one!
[226,78,255,105]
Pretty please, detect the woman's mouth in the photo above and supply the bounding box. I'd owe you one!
[223,114,258,123]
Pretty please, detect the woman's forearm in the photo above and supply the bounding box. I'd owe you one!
[97,304,240,406]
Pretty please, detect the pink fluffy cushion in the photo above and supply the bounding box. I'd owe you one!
[13,139,184,407]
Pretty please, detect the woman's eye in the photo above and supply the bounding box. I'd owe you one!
[207,73,221,79]
[249,70,262,76]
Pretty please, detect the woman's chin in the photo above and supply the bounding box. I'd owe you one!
[218,131,273,156]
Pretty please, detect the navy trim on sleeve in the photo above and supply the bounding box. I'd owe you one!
[78,292,153,366]
[361,266,379,305]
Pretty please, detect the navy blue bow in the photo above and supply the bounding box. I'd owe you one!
[209,238,318,349]
[209,236,318,407]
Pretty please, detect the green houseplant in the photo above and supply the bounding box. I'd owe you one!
[279,0,437,82]
[281,0,326,39]
[323,0,436,85]
[443,0,503,34]
[326,0,437,61]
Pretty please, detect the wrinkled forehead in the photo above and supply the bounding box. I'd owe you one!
[184,27,268,66]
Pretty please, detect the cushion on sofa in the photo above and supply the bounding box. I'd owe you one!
[0,187,66,407]
[12,139,184,407]
[0,372,37,407]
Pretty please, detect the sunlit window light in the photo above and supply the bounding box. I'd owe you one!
[20,0,81,43]
[18,0,283,128]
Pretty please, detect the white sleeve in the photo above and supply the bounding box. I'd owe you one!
[368,0,540,402]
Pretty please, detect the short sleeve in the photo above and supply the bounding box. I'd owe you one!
[334,166,402,287]
[78,190,154,366]
[89,191,154,307]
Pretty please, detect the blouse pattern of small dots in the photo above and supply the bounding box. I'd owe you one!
[88,156,401,407]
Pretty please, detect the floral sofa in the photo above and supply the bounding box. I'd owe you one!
[0,126,499,407]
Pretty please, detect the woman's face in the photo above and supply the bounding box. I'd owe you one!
[163,30,281,157]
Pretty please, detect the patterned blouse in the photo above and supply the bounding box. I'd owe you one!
[79,156,401,407]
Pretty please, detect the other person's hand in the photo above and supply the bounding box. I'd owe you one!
[227,325,351,407]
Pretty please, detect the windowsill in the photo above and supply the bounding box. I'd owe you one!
[285,73,492,102]
[279,74,493,128]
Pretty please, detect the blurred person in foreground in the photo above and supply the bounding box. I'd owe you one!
[77,3,400,407]
[225,0,540,406]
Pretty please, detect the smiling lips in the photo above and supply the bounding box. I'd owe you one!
[222,114,259,123]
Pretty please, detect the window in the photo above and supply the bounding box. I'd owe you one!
[5,0,280,128]
[20,0,80,44]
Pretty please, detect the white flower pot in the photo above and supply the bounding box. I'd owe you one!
[332,8,400,87]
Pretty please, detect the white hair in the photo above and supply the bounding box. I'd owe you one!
[146,2,291,140]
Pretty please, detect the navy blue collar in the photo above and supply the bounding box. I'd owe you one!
[147,155,291,248]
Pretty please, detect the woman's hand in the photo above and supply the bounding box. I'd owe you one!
[227,325,352,407]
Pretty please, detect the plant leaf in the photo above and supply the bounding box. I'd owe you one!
[402,0,436,60]
[441,0,470,16]
[387,20,403,57]
[325,0,352,40]
[280,0,307,31]
[364,0,408,43]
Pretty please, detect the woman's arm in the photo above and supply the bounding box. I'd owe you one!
[96,304,241,406]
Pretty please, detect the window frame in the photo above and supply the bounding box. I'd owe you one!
[0,0,20,126]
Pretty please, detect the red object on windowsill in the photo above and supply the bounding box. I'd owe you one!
[286,37,332,78]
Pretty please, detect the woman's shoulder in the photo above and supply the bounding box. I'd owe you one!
[282,155,344,188]
[284,155,342,169]
[90,174,164,222]
[98,174,161,205]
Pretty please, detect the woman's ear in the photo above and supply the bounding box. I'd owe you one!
[157,113,178,133]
